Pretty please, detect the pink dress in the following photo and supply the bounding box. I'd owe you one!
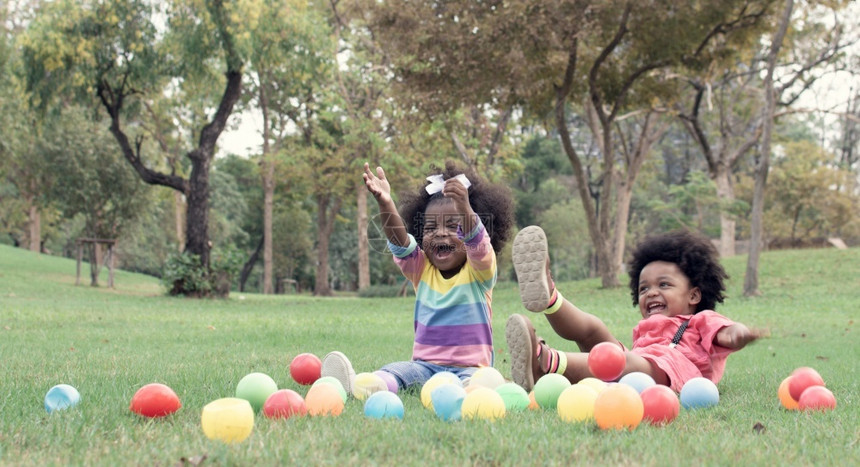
[630,311,737,392]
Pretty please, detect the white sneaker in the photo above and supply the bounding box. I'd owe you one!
[320,351,356,395]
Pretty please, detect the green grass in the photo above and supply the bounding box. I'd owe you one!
[0,244,858,466]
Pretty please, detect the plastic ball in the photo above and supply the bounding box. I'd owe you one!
[619,372,656,394]
[363,391,405,420]
[495,382,530,412]
[533,373,571,409]
[235,372,278,412]
[556,384,599,423]
[44,384,81,413]
[578,377,608,394]
[778,376,799,411]
[528,391,539,410]
[305,382,345,417]
[430,384,467,422]
[640,385,680,425]
[587,342,626,382]
[262,389,306,419]
[312,377,347,403]
[353,372,388,401]
[461,387,506,421]
[374,370,399,393]
[593,384,644,430]
[798,386,836,412]
[289,353,322,385]
[421,372,462,410]
[469,367,506,390]
[680,377,719,409]
[201,398,254,443]
[129,383,181,418]
[788,367,825,402]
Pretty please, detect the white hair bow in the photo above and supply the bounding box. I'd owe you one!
[425,174,471,195]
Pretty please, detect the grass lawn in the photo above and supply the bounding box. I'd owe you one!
[0,244,858,466]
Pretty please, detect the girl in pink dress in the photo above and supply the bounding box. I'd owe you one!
[506,227,761,392]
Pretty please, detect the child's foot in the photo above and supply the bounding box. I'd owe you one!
[320,351,356,395]
[513,225,553,312]
[505,314,547,391]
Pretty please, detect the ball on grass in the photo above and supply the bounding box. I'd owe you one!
[798,386,836,412]
[777,376,799,411]
[431,383,467,422]
[640,385,679,425]
[129,383,181,418]
[788,367,824,402]
[461,387,506,421]
[533,373,571,409]
[680,377,719,409]
[201,398,254,443]
[587,342,626,382]
[312,377,347,403]
[262,389,306,419]
[235,372,278,412]
[593,384,644,431]
[44,384,81,413]
[421,372,462,410]
[495,382,530,412]
[556,384,599,423]
[374,370,399,393]
[305,382,344,417]
[469,367,506,390]
[353,372,388,401]
[289,353,322,385]
[618,372,656,394]
[578,377,608,394]
[363,391,405,420]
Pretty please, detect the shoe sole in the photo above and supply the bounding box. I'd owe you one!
[512,226,550,312]
[505,314,537,392]
[320,351,355,395]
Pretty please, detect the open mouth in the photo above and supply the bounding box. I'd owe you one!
[646,302,666,315]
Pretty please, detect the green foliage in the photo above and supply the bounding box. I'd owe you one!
[537,199,593,281]
[161,244,244,297]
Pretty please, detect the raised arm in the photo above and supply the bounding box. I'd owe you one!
[442,177,477,236]
[363,163,409,247]
[715,323,762,350]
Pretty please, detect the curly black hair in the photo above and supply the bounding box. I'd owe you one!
[627,230,728,313]
[397,161,515,253]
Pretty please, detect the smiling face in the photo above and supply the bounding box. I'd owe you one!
[421,200,467,278]
[637,261,701,319]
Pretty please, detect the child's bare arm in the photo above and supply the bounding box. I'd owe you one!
[715,323,763,350]
[442,178,476,235]
[363,163,409,247]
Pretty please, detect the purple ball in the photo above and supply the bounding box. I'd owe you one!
[374,370,399,393]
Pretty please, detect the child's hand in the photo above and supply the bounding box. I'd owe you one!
[442,178,471,213]
[717,323,764,349]
[363,163,391,204]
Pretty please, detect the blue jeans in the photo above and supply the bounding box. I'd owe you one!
[379,360,477,391]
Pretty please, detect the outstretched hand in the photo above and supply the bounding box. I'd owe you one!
[363,163,391,204]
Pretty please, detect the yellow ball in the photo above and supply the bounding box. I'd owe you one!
[593,384,644,431]
[201,398,254,443]
[421,372,462,410]
[557,384,599,423]
[353,372,388,401]
[778,376,799,411]
[461,387,506,421]
[579,377,608,394]
[468,367,506,390]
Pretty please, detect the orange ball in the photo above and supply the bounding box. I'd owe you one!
[528,391,539,410]
[778,376,799,411]
[305,382,344,416]
[593,384,644,431]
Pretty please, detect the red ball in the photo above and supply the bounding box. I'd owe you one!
[788,367,824,401]
[290,353,322,385]
[129,383,182,418]
[640,385,680,425]
[587,342,626,382]
[263,389,307,419]
[798,386,836,412]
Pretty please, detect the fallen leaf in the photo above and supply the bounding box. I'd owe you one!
[176,454,207,466]
[206,325,216,331]
[753,422,766,434]
[815,356,829,361]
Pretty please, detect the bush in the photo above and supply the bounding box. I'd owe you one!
[161,245,244,298]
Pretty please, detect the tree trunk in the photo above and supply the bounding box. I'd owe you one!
[239,236,264,292]
[185,153,212,270]
[314,194,342,296]
[260,83,274,295]
[745,0,793,296]
[714,167,736,257]
[174,190,185,251]
[357,181,370,290]
[28,203,40,253]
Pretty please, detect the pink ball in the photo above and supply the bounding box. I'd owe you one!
[129,383,181,418]
[640,385,679,425]
[374,370,399,393]
[290,353,322,385]
[788,367,824,402]
[263,389,307,419]
[798,386,836,412]
[587,342,626,382]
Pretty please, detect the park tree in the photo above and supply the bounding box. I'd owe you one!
[364,0,774,287]
[20,0,247,295]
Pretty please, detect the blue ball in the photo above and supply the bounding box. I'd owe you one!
[430,384,467,422]
[44,384,81,413]
[679,377,719,409]
[618,372,656,394]
[363,391,404,420]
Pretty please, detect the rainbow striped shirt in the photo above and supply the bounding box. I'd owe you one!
[388,221,497,367]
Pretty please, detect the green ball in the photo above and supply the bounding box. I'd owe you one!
[495,382,530,412]
[533,374,571,409]
[235,372,278,412]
